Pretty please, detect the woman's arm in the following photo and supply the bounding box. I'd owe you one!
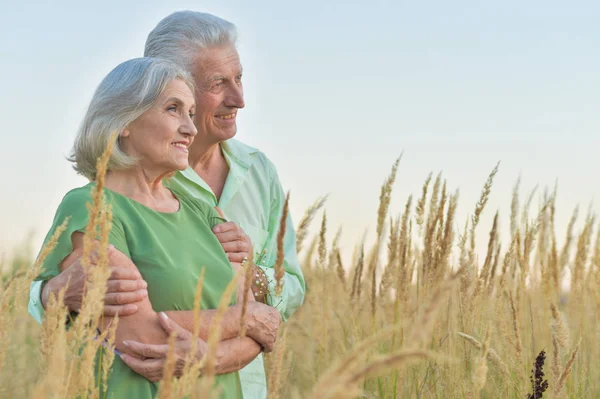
[121,312,262,382]
[65,234,278,373]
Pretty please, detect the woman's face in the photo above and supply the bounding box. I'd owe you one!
[121,79,197,174]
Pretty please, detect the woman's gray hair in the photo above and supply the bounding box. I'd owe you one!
[70,57,194,180]
[144,10,238,71]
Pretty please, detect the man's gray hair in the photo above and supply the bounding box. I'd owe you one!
[144,10,238,71]
[70,57,194,180]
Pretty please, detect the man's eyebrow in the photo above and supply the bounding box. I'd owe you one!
[207,67,243,81]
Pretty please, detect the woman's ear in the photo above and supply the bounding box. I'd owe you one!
[121,127,131,138]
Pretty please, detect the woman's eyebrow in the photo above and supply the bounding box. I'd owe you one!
[163,97,191,106]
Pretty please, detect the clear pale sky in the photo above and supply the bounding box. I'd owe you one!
[1,0,598,261]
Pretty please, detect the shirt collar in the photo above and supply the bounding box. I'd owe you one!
[178,138,260,208]
[220,138,260,171]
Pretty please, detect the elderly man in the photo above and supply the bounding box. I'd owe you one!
[29,10,305,399]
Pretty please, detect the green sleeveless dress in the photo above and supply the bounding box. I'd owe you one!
[35,183,242,398]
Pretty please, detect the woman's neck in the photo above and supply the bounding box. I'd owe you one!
[104,167,179,212]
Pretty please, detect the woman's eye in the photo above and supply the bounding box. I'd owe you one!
[189,112,196,118]
[167,105,177,112]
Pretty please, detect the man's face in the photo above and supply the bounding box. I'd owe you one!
[192,45,245,144]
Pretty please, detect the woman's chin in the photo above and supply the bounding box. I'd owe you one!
[176,162,190,171]
[164,160,189,172]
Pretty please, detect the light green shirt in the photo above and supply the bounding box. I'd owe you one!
[166,139,306,399]
[28,138,306,399]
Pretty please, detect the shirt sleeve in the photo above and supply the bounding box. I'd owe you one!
[28,280,45,324]
[28,187,129,324]
[259,162,306,322]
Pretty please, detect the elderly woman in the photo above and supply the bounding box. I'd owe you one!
[34,57,269,398]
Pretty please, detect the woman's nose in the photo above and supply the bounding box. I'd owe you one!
[181,115,198,136]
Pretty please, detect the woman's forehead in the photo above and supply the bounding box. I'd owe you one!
[159,80,195,102]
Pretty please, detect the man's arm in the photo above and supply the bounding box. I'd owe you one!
[165,299,281,352]
[28,280,46,324]
[27,246,147,325]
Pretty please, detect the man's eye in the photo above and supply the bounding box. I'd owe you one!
[189,112,196,118]
[167,105,177,112]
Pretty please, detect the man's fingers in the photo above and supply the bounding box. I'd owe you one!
[123,340,169,359]
[261,339,275,353]
[227,252,249,263]
[158,312,192,340]
[220,240,250,254]
[106,279,147,293]
[103,304,138,317]
[109,267,143,281]
[108,246,137,266]
[105,289,148,305]
[120,355,164,382]
[212,221,238,234]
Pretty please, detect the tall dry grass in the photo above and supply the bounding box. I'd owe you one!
[1,155,599,398]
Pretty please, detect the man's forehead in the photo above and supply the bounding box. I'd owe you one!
[193,47,243,77]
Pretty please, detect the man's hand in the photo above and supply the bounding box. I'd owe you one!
[245,302,282,353]
[120,312,208,382]
[41,245,148,317]
[212,207,253,264]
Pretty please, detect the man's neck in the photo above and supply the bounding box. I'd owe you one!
[188,141,223,172]
[188,142,230,201]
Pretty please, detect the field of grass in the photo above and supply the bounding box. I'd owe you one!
[1,156,598,398]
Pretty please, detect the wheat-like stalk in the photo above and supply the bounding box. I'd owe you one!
[267,328,288,399]
[376,156,401,238]
[554,339,581,396]
[456,332,510,376]
[201,267,243,383]
[295,195,328,252]
[274,191,290,296]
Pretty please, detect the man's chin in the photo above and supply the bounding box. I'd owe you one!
[216,129,237,142]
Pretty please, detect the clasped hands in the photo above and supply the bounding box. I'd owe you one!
[120,307,281,382]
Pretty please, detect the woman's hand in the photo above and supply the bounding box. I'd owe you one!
[120,312,208,382]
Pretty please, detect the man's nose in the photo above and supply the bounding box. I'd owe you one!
[225,83,245,109]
